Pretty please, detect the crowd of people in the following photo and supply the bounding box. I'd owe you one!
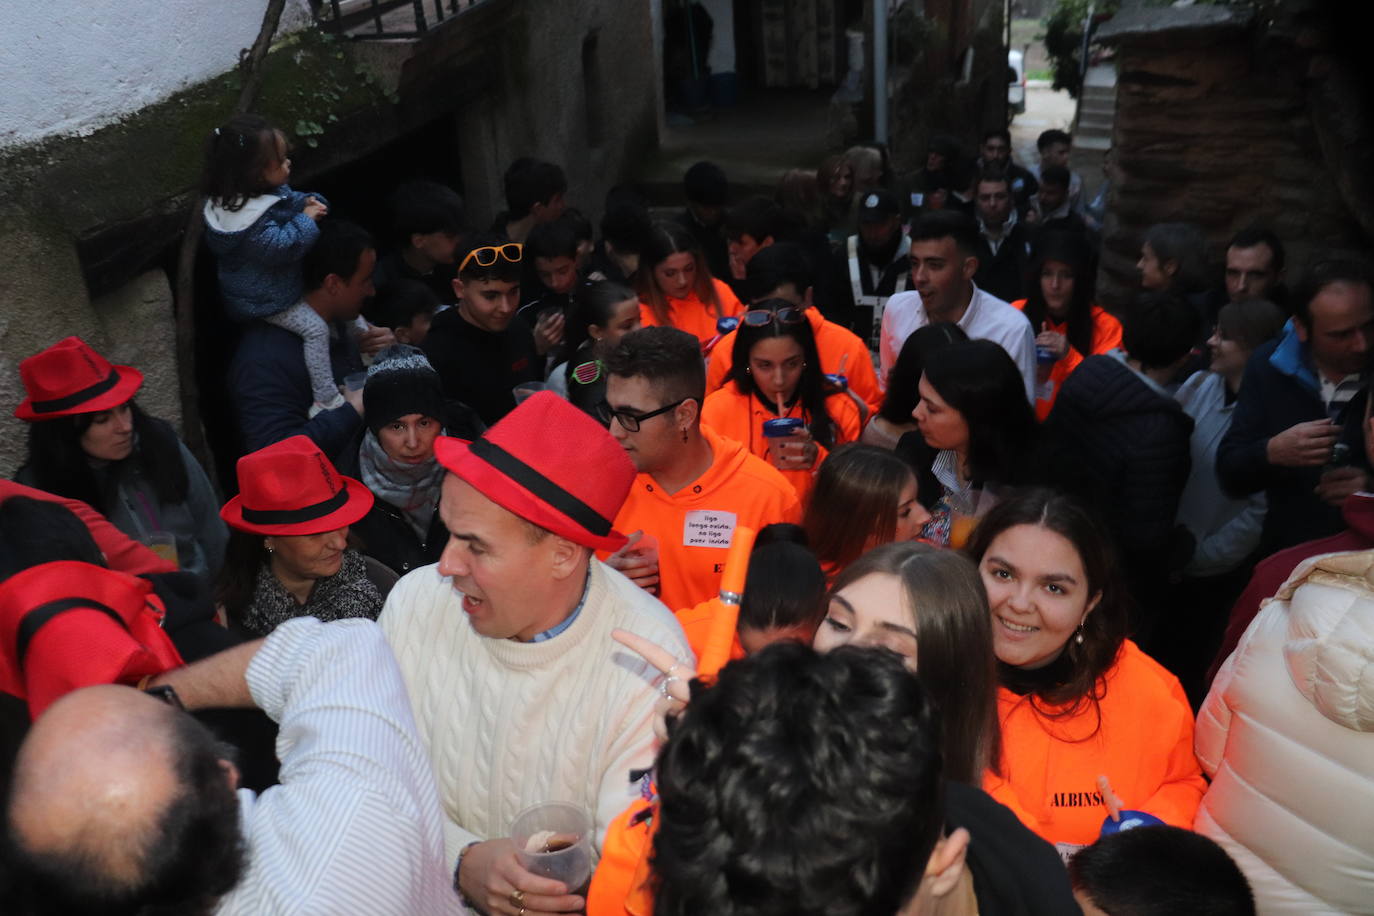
[0,111,1371,916]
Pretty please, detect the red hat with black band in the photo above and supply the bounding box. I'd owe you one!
[434,391,635,553]
[14,336,144,422]
[0,561,185,719]
[220,435,374,536]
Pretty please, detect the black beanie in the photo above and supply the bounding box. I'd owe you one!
[363,345,445,435]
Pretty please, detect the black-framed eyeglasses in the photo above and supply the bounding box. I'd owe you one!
[595,398,690,432]
[742,306,805,326]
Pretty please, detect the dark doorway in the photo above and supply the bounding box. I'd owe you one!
[187,115,465,494]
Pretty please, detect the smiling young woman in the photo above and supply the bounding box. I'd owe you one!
[963,488,1206,851]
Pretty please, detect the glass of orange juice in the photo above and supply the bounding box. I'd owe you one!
[946,489,994,549]
[143,531,180,567]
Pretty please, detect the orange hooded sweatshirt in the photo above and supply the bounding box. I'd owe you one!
[639,277,743,352]
[706,308,883,417]
[1011,300,1122,421]
[700,385,861,506]
[610,425,801,614]
[983,639,1205,851]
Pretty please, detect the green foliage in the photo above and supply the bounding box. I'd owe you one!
[1043,0,1120,98]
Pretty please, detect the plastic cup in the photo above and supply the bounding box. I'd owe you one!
[511,802,594,892]
[344,371,368,392]
[824,372,849,390]
[763,416,807,468]
[513,381,548,405]
[142,531,179,567]
[945,488,995,550]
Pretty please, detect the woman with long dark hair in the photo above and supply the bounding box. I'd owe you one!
[701,302,861,502]
[15,337,227,583]
[862,321,968,450]
[1012,230,1122,419]
[964,488,1205,848]
[634,221,742,350]
[895,339,1041,546]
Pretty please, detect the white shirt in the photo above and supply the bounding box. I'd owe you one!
[879,284,1037,400]
[218,617,465,915]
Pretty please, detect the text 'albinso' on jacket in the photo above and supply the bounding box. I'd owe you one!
[1195,548,1374,915]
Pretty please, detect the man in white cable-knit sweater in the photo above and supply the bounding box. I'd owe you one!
[379,391,692,916]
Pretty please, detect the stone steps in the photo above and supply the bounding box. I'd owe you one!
[1075,63,1117,150]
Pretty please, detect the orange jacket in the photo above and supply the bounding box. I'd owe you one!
[639,278,744,351]
[706,308,882,417]
[587,795,657,916]
[983,639,1205,850]
[700,385,862,506]
[1011,300,1123,420]
[609,426,800,614]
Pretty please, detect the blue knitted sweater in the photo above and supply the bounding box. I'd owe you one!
[203,184,327,320]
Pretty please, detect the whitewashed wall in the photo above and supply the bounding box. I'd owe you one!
[0,0,313,148]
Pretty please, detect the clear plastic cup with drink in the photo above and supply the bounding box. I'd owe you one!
[142,531,179,567]
[511,801,594,893]
[946,488,998,550]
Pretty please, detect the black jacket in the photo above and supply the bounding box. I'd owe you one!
[229,320,364,464]
[945,782,1080,916]
[349,500,448,577]
[422,307,541,427]
[1217,336,1368,553]
[1045,355,1194,628]
[973,221,1034,304]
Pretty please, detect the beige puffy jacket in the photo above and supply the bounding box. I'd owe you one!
[1196,549,1374,915]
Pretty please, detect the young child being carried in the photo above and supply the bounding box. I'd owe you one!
[202,115,355,413]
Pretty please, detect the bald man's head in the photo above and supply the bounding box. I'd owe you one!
[5,685,244,915]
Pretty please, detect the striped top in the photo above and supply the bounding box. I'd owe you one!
[217,616,466,915]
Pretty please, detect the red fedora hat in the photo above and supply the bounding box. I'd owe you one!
[220,435,374,536]
[14,336,144,422]
[435,391,635,552]
[0,561,185,718]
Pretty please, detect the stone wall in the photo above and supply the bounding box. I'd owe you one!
[0,0,313,149]
[0,0,660,478]
[1096,4,1373,308]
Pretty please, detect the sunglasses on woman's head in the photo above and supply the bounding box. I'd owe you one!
[459,242,523,273]
[742,307,805,326]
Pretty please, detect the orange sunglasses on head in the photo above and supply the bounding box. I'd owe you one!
[459,242,523,273]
